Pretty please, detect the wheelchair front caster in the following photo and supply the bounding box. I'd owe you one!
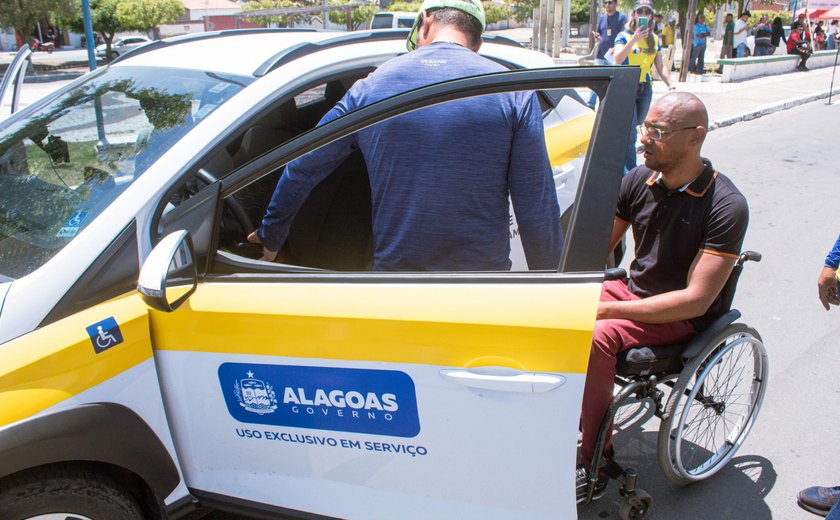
[619,489,653,520]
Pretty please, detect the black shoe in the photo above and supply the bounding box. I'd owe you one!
[576,464,608,504]
[798,486,840,516]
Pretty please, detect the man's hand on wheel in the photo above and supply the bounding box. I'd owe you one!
[247,230,279,262]
[818,266,840,310]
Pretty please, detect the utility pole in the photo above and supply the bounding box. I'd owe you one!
[82,0,97,70]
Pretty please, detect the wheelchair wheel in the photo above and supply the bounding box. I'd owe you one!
[657,324,767,485]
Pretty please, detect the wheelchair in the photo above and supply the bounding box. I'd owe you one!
[577,251,768,519]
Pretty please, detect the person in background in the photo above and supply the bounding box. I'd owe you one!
[753,14,773,56]
[720,13,735,65]
[771,16,787,54]
[662,17,677,70]
[612,0,674,172]
[690,12,711,73]
[828,19,839,50]
[592,0,628,66]
[587,0,628,108]
[734,11,751,57]
[796,234,840,519]
[653,13,664,35]
[814,21,827,50]
[788,21,812,71]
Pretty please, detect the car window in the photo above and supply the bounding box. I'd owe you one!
[214,87,599,273]
[397,18,415,28]
[371,14,393,29]
[0,66,252,280]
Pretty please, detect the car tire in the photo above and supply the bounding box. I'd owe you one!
[0,464,144,520]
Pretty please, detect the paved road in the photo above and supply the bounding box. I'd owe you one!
[579,99,840,520]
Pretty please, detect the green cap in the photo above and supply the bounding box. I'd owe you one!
[406,0,487,51]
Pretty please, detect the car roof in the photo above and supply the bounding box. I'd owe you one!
[111,29,551,77]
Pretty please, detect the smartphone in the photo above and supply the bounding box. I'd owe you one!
[639,16,649,31]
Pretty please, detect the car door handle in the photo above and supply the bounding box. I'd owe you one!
[439,369,566,393]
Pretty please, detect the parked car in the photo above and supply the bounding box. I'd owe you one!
[370,11,418,29]
[95,35,152,58]
[0,28,636,520]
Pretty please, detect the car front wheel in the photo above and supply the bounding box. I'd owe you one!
[0,464,144,520]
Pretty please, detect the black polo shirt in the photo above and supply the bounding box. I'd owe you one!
[616,160,749,321]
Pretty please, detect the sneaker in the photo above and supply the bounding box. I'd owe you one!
[575,464,608,503]
[798,485,840,516]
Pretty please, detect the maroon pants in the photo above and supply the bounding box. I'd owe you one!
[580,279,696,469]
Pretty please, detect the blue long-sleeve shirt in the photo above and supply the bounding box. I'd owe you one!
[258,42,563,271]
[826,233,840,268]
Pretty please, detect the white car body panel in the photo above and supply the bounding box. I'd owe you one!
[157,349,580,519]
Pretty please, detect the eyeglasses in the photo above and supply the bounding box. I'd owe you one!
[635,8,653,15]
[638,125,699,141]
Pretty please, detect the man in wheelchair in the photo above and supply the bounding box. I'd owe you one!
[578,93,749,497]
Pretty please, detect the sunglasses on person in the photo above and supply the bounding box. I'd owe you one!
[638,125,699,141]
[635,7,654,15]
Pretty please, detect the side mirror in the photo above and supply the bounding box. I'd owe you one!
[138,230,197,312]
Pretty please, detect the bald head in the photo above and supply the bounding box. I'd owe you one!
[650,92,709,130]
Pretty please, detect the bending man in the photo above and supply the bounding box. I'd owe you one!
[249,0,563,272]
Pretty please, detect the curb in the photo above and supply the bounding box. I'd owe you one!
[709,87,840,130]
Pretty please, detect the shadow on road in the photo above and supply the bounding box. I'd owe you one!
[579,400,776,519]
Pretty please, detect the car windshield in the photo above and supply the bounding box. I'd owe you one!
[0,66,253,280]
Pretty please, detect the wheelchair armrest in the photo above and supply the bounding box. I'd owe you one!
[604,268,627,281]
[680,309,741,361]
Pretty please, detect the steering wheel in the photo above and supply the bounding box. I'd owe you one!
[195,168,254,234]
[195,169,265,258]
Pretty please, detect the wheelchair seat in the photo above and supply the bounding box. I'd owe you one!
[616,309,742,377]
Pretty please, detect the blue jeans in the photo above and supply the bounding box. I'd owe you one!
[626,82,653,172]
[690,43,706,72]
[828,497,840,520]
[829,35,837,50]
[736,42,748,57]
[586,58,611,108]
[754,44,771,56]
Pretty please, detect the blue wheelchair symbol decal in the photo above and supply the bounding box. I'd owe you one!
[86,317,124,353]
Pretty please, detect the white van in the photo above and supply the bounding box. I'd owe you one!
[370,11,417,29]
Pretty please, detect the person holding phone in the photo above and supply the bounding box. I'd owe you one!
[612,0,673,172]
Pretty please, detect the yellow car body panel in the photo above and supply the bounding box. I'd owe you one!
[0,295,152,429]
[545,112,595,166]
[150,281,600,374]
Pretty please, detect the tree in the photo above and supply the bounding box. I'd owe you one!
[116,0,185,40]
[0,0,74,47]
[484,2,513,25]
[59,0,124,61]
[241,0,296,27]
[329,2,377,30]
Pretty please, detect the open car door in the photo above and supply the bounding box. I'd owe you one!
[142,65,638,519]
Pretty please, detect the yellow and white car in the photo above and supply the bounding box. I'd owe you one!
[0,29,636,519]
